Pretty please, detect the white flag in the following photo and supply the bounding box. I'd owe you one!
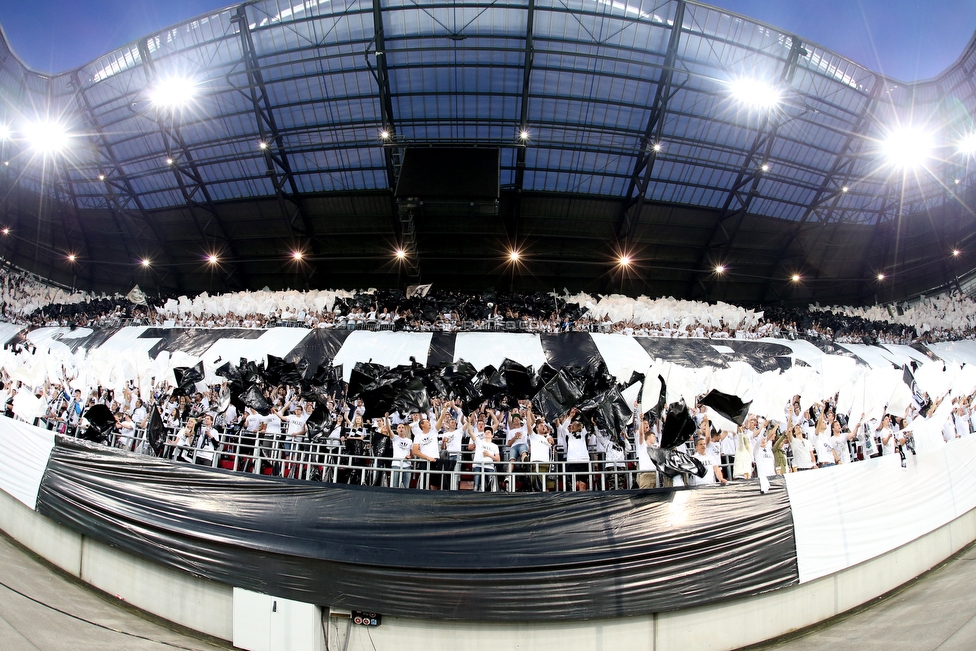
[126,285,148,306]
[406,283,432,298]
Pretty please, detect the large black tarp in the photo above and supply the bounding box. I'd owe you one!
[138,328,265,358]
[635,339,731,369]
[37,439,798,621]
[285,330,353,379]
[540,332,604,370]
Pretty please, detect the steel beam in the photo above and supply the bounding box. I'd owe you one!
[615,0,685,249]
[689,36,807,300]
[138,39,249,290]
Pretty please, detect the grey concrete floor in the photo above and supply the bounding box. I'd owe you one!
[756,543,976,651]
[2,528,976,651]
[0,534,228,651]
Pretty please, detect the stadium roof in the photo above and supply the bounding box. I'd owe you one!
[0,0,974,305]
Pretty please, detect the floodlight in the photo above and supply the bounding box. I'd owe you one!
[67,254,76,262]
[958,132,976,155]
[141,258,151,267]
[165,158,174,165]
[258,142,268,150]
[729,78,781,110]
[149,76,197,109]
[395,249,406,259]
[207,254,219,264]
[509,250,520,262]
[292,251,303,260]
[841,186,849,192]
[953,249,961,257]
[876,273,885,281]
[760,163,770,172]
[714,264,725,274]
[98,175,105,181]
[791,274,800,282]
[880,126,934,169]
[518,130,530,141]
[651,143,662,152]
[23,120,70,155]
[380,130,390,140]
[1,228,8,235]
[619,255,631,266]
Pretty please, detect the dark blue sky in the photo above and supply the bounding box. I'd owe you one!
[0,0,973,81]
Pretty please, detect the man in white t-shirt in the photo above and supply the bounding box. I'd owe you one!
[468,425,500,491]
[410,414,439,489]
[527,420,554,491]
[435,402,465,489]
[691,436,728,485]
[384,417,414,489]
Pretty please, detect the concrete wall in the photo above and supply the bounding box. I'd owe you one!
[2,484,974,650]
[0,488,233,641]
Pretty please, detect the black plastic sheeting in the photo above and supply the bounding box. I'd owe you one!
[138,328,265,359]
[426,332,457,367]
[37,439,799,621]
[285,330,353,379]
[540,332,604,369]
[636,339,731,370]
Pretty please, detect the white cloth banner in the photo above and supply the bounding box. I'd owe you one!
[786,435,976,583]
[0,415,56,509]
[333,331,433,382]
[452,333,547,372]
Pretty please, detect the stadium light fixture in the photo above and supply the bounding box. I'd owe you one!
[509,250,520,262]
[880,126,934,169]
[619,255,631,266]
[958,132,976,155]
[791,274,800,282]
[760,163,770,172]
[953,249,961,257]
[207,254,219,264]
[1,228,8,235]
[841,186,849,192]
[395,249,406,260]
[149,76,197,110]
[380,130,390,140]
[141,258,151,268]
[519,129,530,141]
[165,158,174,165]
[651,143,662,152]
[258,142,268,150]
[876,273,885,281]
[23,119,71,155]
[292,250,303,261]
[714,264,725,274]
[67,254,76,262]
[729,78,781,110]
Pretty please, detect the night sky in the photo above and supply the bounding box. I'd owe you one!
[0,0,972,81]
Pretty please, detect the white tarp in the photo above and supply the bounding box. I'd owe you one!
[786,435,976,583]
[589,334,653,384]
[452,333,547,372]
[333,331,433,382]
[0,415,56,509]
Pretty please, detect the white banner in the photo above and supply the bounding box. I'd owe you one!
[0,415,56,509]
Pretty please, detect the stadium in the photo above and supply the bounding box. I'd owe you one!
[1,1,976,650]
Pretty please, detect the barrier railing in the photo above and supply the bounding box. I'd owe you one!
[152,427,649,491]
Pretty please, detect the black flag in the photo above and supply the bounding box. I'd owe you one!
[699,389,752,426]
[146,406,166,456]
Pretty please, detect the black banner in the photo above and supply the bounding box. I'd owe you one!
[37,439,798,621]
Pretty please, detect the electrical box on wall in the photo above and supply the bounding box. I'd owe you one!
[233,588,325,651]
[351,610,382,626]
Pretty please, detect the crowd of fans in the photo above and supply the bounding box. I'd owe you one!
[2,363,968,492]
[1,261,974,344]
